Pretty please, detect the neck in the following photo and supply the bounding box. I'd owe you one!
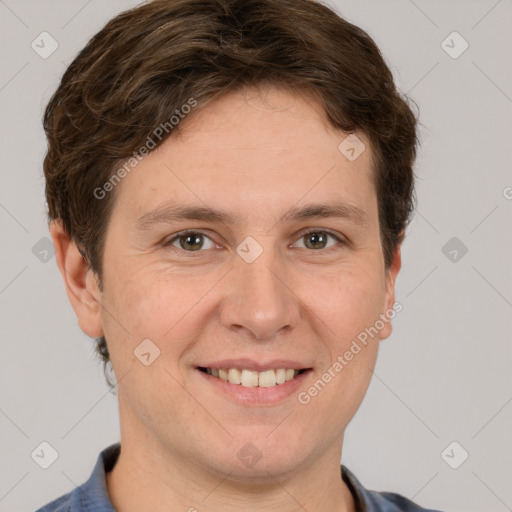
[106,434,356,512]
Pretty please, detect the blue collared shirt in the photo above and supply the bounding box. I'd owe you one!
[35,443,443,511]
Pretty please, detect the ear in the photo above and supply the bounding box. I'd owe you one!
[49,221,104,338]
[379,243,402,340]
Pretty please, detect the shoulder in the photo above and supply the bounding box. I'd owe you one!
[34,493,71,512]
[33,443,120,512]
[341,465,444,512]
[364,489,444,512]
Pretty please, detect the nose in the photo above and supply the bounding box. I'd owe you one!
[219,247,300,341]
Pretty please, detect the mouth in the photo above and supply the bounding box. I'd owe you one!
[197,366,310,388]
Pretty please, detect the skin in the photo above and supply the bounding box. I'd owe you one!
[51,85,401,512]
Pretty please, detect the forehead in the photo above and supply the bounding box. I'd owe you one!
[111,86,376,225]
[175,86,370,158]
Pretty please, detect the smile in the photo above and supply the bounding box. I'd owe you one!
[198,367,309,388]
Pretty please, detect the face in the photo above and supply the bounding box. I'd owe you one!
[69,86,400,479]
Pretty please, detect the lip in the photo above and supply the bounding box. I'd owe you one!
[196,358,311,372]
[195,366,313,406]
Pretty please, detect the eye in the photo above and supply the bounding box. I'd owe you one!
[293,229,344,250]
[164,228,345,254]
[165,231,216,252]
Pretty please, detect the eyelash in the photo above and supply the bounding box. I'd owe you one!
[163,229,346,255]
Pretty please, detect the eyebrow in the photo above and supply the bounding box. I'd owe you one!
[134,200,368,231]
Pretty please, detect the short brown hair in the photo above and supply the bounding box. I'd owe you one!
[43,0,418,388]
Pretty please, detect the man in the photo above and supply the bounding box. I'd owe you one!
[36,0,442,510]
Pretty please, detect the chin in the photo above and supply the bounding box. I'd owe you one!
[202,429,311,480]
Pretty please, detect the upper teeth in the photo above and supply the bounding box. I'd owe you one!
[205,368,299,387]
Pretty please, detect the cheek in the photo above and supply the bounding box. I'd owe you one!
[103,268,216,355]
[300,268,383,428]
[298,262,386,342]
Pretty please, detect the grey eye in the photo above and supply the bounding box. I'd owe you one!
[295,231,340,250]
[168,232,216,251]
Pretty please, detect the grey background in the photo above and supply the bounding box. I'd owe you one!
[1,1,511,511]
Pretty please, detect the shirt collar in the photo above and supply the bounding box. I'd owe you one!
[69,443,119,512]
